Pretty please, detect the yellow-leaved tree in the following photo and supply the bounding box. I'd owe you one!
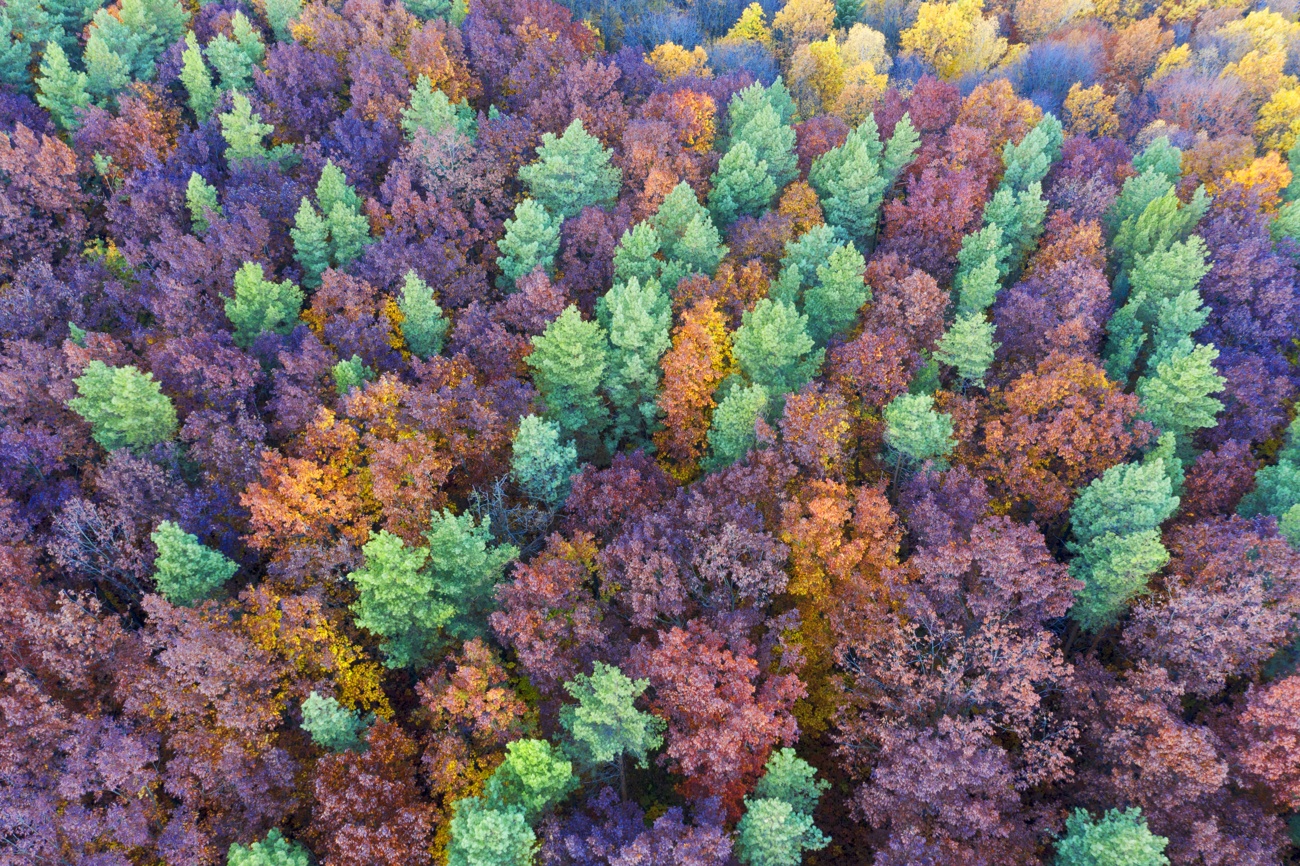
[900,0,1016,80]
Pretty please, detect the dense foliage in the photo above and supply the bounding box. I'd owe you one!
[2,0,1300,862]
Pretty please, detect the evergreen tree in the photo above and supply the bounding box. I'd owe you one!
[1135,342,1225,444]
[597,275,671,449]
[87,0,185,80]
[291,162,371,286]
[150,520,239,606]
[708,140,776,226]
[83,31,129,106]
[349,515,516,669]
[397,270,448,359]
[510,414,579,507]
[332,355,374,395]
[953,222,1004,314]
[725,77,796,143]
[185,172,223,234]
[527,306,610,451]
[403,0,468,24]
[706,381,769,469]
[496,198,561,291]
[1056,808,1169,866]
[1239,417,1300,534]
[264,0,302,41]
[300,691,369,752]
[290,198,332,287]
[732,299,823,397]
[483,739,577,821]
[999,113,1063,193]
[0,10,33,94]
[882,392,955,469]
[810,113,919,249]
[401,74,475,140]
[560,662,665,800]
[68,361,178,452]
[227,829,311,866]
[1131,136,1181,183]
[220,92,288,162]
[35,41,88,131]
[651,181,726,286]
[612,222,663,287]
[805,243,869,345]
[731,101,798,191]
[225,262,304,348]
[1068,458,1179,631]
[934,312,998,387]
[518,118,621,220]
[205,12,263,93]
[735,797,829,866]
[445,798,535,866]
[753,748,829,817]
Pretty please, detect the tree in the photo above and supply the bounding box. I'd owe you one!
[1068,458,1179,631]
[483,738,577,820]
[559,662,665,801]
[497,198,562,291]
[883,393,955,470]
[731,101,798,192]
[655,300,734,480]
[291,162,371,287]
[180,32,217,121]
[300,691,368,752]
[397,270,448,359]
[220,93,291,163]
[83,31,129,106]
[527,306,610,450]
[68,361,178,452]
[597,276,671,450]
[732,299,824,398]
[753,749,829,816]
[227,829,311,866]
[150,520,238,606]
[1055,808,1169,866]
[773,229,869,346]
[35,42,88,131]
[402,74,475,141]
[332,355,374,395]
[205,12,264,93]
[900,0,1011,79]
[708,140,777,226]
[519,119,621,220]
[809,114,919,250]
[651,181,727,287]
[445,797,535,866]
[185,171,222,234]
[707,382,769,469]
[347,513,518,668]
[1136,343,1225,445]
[511,414,578,507]
[225,262,304,348]
[735,797,829,866]
[934,312,997,387]
[264,0,302,40]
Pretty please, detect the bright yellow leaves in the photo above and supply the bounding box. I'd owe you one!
[645,42,711,81]
[900,0,1015,80]
[1065,83,1120,138]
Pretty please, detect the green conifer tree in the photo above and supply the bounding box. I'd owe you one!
[220,92,279,161]
[180,31,217,120]
[527,306,610,451]
[651,181,726,285]
[497,198,562,290]
[510,414,579,507]
[397,270,448,359]
[300,691,368,752]
[1056,808,1169,866]
[560,662,665,801]
[401,74,475,140]
[0,10,34,94]
[225,262,304,347]
[263,0,302,42]
[882,392,955,471]
[35,41,88,130]
[151,520,239,606]
[68,361,178,452]
[482,739,577,821]
[290,198,331,287]
[596,276,671,449]
[185,171,223,234]
[735,797,829,866]
[332,355,374,395]
[708,140,776,226]
[706,381,769,469]
[83,31,129,106]
[445,798,535,866]
[227,829,311,866]
[934,312,998,387]
[731,101,798,191]
[612,222,663,287]
[518,118,621,220]
[1135,342,1225,445]
[732,298,823,397]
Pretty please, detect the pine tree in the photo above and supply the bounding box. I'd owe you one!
[180,31,218,120]
[290,198,332,287]
[68,361,178,452]
[185,172,223,234]
[151,520,239,606]
[1055,808,1169,866]
[397,270,448,359]
[332,355,374,395]
[401,74,475,140]
[482,739,577,821]
[731,101,798,191]
[1240,418,1300,527]
[263,0,302,42]
[83,31,129,106]
[804,243,869,345]
[35,41,88,131]
[1131,136,1181,182]
[999,113,1063,193]
[290,163,371,287]
[227,829,311,866]
[220,92,279,161]
[560,662,665,800]
[597,276,671,449]
[518,118,621,220]
[510,414,579,507]
[934,312,998,387]
[708,140,776,226]
[300,691,368,752]
[0,10,33,94]
[349,531,453,669]
[725,77,796,143]
[496,198,561,290]
[753,749,829,817]
[612,222,663,287]
[225,262,304,347]
[735,797,829,866]
[651,181,726,284]
[706,381,769,469]
[527,306,610,451]
[883,392,955,470]
[1135,342,1225,444]
[403,0,468,24]
[205,12,263,93]
[810,113,919,249]
[732,299,823,397]
[445,798,535,866]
